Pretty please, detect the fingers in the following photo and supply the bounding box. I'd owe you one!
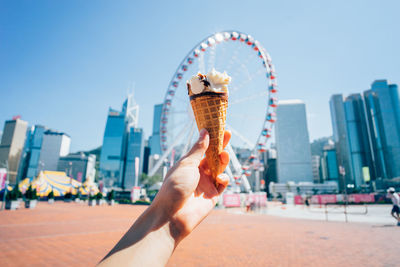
[222,130,231,149]
[184,128,209,165]
[215,173,229,194]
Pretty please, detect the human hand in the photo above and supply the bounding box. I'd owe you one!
[152,128,231,242]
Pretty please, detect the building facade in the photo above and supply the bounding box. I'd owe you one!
[364,80,400,179]
[123,128,144,189]
[38,130,71,172]
[99,96,145,189]
[17,125,46,180]
[275,100,313,183]
[0,118,28,184]
[149,103,163,155]
[58,153,96,183]
[99,108,127,187]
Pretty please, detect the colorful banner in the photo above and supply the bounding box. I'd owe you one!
[223,194,241,207]
[0,168,6,190]
[348,194,375,203]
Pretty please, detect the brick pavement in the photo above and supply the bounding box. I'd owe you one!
[0,202,398,267]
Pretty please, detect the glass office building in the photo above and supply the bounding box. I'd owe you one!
[149,103,163,155]
[0,118,28,184]
[323,148,339,182]
[99,98,145,189]
[275,100,313,183]
[330,94,353,189]
[18,125,46,180]
[364,80,400,179]
[99,108,127,187]
[344,94,375,186]
[123,128,144,189]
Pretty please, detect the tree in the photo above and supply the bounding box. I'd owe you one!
[140,173,162,189]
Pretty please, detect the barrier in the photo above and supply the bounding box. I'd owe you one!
[223,194,241,207]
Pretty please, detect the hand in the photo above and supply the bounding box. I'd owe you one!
[153,128,231,242]
[99,129,231,266]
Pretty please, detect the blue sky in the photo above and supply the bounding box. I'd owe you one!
[1,0,399,152]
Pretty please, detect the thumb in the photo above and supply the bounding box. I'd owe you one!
[184,128,209,164]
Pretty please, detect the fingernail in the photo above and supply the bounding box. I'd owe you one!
[199,128,207,139]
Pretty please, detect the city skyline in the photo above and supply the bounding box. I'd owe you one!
[1,1,399,152]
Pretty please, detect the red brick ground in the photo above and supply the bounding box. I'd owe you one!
[0,202,398,266]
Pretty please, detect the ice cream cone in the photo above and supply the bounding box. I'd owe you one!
[190,93,228,179]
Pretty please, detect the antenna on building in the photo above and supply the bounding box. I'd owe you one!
[125,82,139,129]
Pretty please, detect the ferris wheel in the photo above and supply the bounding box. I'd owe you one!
[148,31,278,192]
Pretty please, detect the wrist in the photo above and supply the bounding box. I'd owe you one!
[147,200,187,246]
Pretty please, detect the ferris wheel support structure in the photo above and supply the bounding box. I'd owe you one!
[150,31,278,192]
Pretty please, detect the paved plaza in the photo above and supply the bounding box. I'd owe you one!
[0,202,399,267]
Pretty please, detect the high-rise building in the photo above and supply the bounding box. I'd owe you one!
[58,152,96,183]
[364,80,400,179]
[17,125,46,180]
[99,94,144,189]
[330,94,353,190]
[311,155,321,183]
[320,141,339,183]
[38,130,71,172]
[344,93,375,185]
[0,118,28,184]
[99,108,127,187]
[275,100,313,183]
[123,128,144,189]
[149,104,163,155]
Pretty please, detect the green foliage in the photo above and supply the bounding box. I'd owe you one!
[106,190,115,201]
[48,190,54,199]
[89,194,96,201]
[140,173,162,188]
[133,200,151,205]
[95,192,103,200]
[118,199,132,204]
[64,192,73,199]
[24,185,38,200]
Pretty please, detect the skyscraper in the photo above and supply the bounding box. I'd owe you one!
[364,80,400,179]
[149,103,163,155]
[17,125,46,180]
[99,94,144,189]
[320,142,339,183]
[0,118,28,184]
[275,100,313,183]
[344,94,375,186]
[38,130,71,172]
[123,128,144,189]
[99,108,127,187]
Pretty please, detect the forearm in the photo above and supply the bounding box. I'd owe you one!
[99,205,178,267]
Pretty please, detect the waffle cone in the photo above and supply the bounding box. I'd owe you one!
[190,94,228,179]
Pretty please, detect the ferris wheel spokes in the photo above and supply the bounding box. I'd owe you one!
[181,122,196,156]
[226,123,255,149]
[148,121,191,177]
[229,90,269,106]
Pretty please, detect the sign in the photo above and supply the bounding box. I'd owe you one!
[223,194,241,207]
[348,194,375,203]
[0,168,6,190]
[131,186,141,202]
[362,167,370,182]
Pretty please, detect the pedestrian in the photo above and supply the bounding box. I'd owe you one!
[387,187,400,226]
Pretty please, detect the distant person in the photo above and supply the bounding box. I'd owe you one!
[98,129,231,266]
[387,187,400,226]
[304,196,310,207]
